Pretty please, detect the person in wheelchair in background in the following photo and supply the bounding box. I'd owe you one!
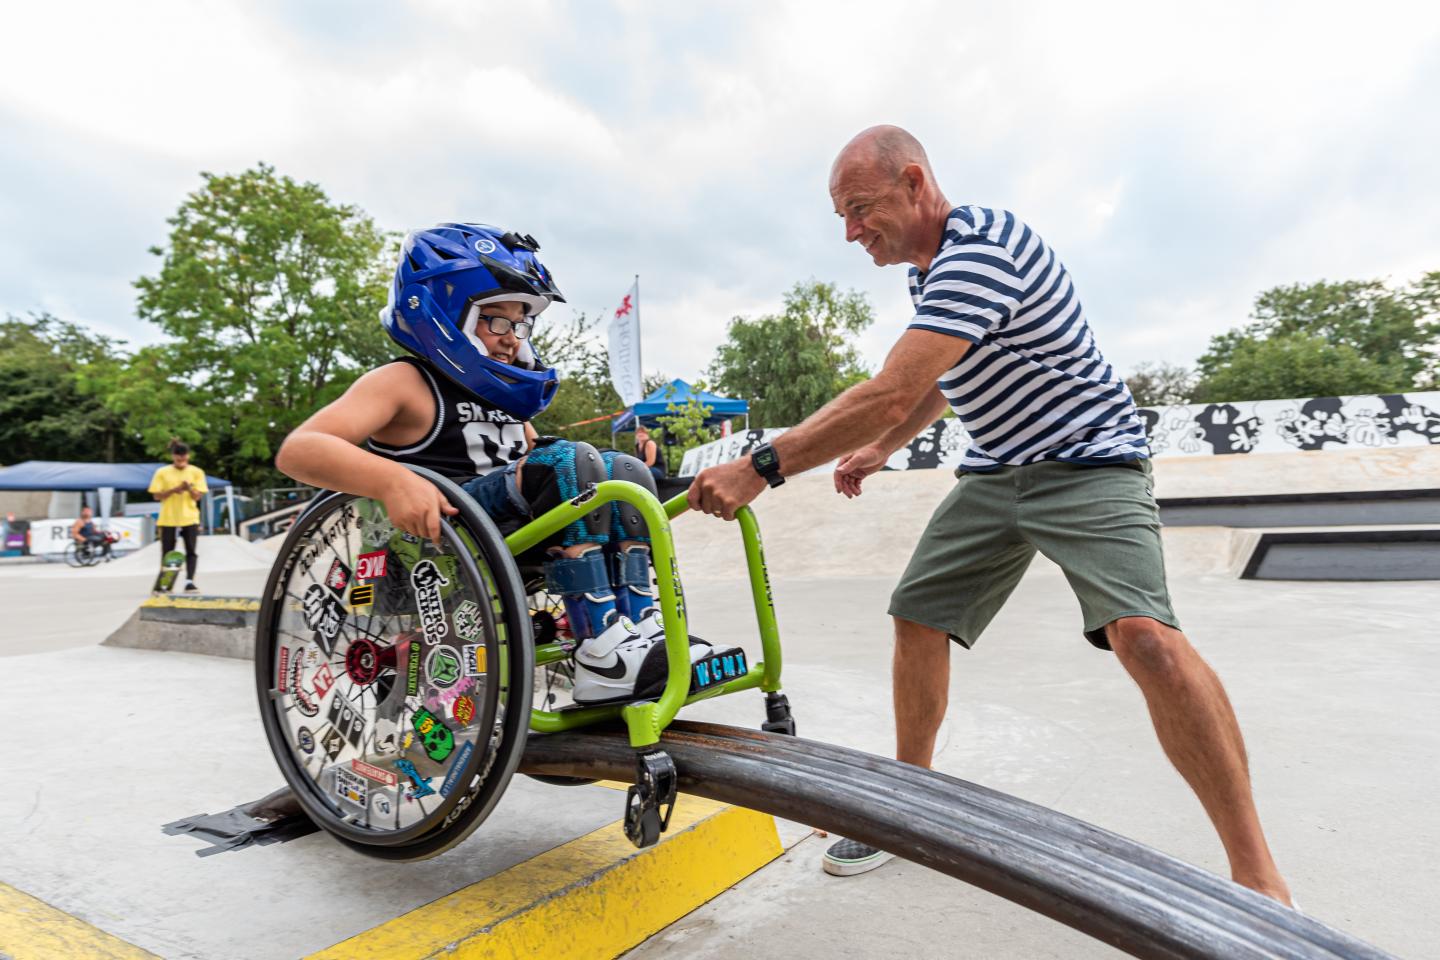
[70,506,114,563]
[277,222,737,705]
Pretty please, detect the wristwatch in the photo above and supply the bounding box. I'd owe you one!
[750,443,785,488]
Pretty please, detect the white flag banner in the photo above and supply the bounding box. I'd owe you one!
[606,280,643,406]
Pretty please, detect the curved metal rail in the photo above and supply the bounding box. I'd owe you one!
[520,721,1395,960]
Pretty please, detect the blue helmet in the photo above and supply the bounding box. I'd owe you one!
[381,223,564,420]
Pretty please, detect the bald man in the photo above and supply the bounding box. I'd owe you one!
[689,126,1292,904]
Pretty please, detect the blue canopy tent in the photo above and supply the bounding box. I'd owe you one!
[0,461,232,492]
[0,461,235,536]
[611,380,749,434]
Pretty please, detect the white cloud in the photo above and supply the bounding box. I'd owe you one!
[2,0,1439,394]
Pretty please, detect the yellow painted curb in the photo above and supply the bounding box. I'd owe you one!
[140,595,260,611]
[308,795,782,960]
[0,883,160,960]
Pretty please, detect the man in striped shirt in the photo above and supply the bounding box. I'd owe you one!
[689,125,1292,904]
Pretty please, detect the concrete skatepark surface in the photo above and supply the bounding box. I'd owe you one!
[0,450,1435,958]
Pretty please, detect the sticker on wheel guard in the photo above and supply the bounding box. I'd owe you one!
[691,649,748,693]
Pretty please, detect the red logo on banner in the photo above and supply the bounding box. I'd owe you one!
[614,295,633,319]
[357,550,387,581]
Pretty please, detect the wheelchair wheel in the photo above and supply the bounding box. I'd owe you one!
[255,466,533,860]
[64,542,88,568]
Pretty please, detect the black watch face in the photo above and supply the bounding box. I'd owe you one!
[753,447,778,473]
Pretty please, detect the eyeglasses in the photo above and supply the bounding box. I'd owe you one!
[477,314,533,341]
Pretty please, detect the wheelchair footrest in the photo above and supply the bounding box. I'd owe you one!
[690,647,747,694]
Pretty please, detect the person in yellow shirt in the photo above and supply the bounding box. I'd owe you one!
[148,440,208,591]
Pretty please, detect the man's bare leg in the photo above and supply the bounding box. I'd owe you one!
[1107,616,1292,905]
[894,616,951,768]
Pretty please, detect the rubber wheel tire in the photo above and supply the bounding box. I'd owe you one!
[255,465,534,861]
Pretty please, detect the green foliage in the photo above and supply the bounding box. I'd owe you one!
[1193,276,1439,401]
[708,280,874,427]
[127,163,396,482]
[1124,361,1196,408]
[529,311,628,449]
[0,314,142,464]
[654,387,719,470]
[1190,333,1398,403]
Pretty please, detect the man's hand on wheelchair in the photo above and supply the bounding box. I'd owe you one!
[383,469,458,544]
[688,458,765,522]
[834,445,886,499]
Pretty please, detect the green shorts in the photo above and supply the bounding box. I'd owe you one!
[888,459,1179,650]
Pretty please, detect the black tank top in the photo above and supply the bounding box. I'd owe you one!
[637,437,667,477]
[366,357,527,479]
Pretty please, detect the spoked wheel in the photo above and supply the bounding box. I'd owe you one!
[64,542,91,568]
[523,576,598,789]
[255,466,533,861]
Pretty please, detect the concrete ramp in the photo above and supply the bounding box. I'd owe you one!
[670,447,1440,583]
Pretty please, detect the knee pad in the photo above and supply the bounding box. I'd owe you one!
[602,451,657,544]
[523,439,611,547]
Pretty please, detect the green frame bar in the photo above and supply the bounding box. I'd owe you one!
[509,481,783,748]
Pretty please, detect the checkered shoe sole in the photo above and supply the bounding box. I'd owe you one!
[822,837,895,877]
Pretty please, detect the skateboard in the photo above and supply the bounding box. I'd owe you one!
[153,549,186,593]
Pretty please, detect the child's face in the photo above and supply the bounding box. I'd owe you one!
[469,300,527,365]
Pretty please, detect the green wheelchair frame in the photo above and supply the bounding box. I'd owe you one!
[511,479,794,847]
[514,481,786,748]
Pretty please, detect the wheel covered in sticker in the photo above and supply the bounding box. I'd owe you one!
[255,465,533,860]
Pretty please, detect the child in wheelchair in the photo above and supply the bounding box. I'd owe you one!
[276,223,739,705]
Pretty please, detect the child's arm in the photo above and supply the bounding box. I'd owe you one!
[276,364,458,541]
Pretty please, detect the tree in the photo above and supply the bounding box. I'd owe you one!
[529,311,627,449]
[128,163,396,483]
[1124,361,1195,408]
[708,280,874,427]
[0,314,142,464]
[1190,333,1398,403]
[653,388,720,472]
[1193,276,1439,401]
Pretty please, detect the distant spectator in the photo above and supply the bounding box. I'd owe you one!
[634,425,666,481]
[148,440,207,591]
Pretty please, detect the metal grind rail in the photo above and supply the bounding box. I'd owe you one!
[520,721,1396,960]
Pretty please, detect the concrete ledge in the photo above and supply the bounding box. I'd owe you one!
[0,882,159,960]
[307,795,782,960]
[104,595,259,660]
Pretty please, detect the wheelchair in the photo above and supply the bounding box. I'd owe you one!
[255,464,793,860]
[65,533,117,568]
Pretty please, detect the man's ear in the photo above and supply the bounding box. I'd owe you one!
[902,163,925,198]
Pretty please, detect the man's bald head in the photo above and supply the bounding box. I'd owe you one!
[829,125,949,269]
[831,124,934,185]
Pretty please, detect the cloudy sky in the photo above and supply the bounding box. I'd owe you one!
[3,0,1438,385]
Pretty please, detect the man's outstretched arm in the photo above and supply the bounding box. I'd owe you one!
[772,330,968,473]
[689,329,970,519]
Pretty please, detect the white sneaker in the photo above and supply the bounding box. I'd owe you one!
[592,609,750,698]
[572,616,660,705]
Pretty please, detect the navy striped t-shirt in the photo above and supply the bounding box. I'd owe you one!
[908,206,1147,470]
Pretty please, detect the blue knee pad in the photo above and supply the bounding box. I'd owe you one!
[612,544,655,621]
[525,439,611,548]
[543,546,616,640]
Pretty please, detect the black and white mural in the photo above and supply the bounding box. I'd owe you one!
[678,391,1440,476]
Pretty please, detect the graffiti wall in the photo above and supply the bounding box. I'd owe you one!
[677,391,1440,476]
